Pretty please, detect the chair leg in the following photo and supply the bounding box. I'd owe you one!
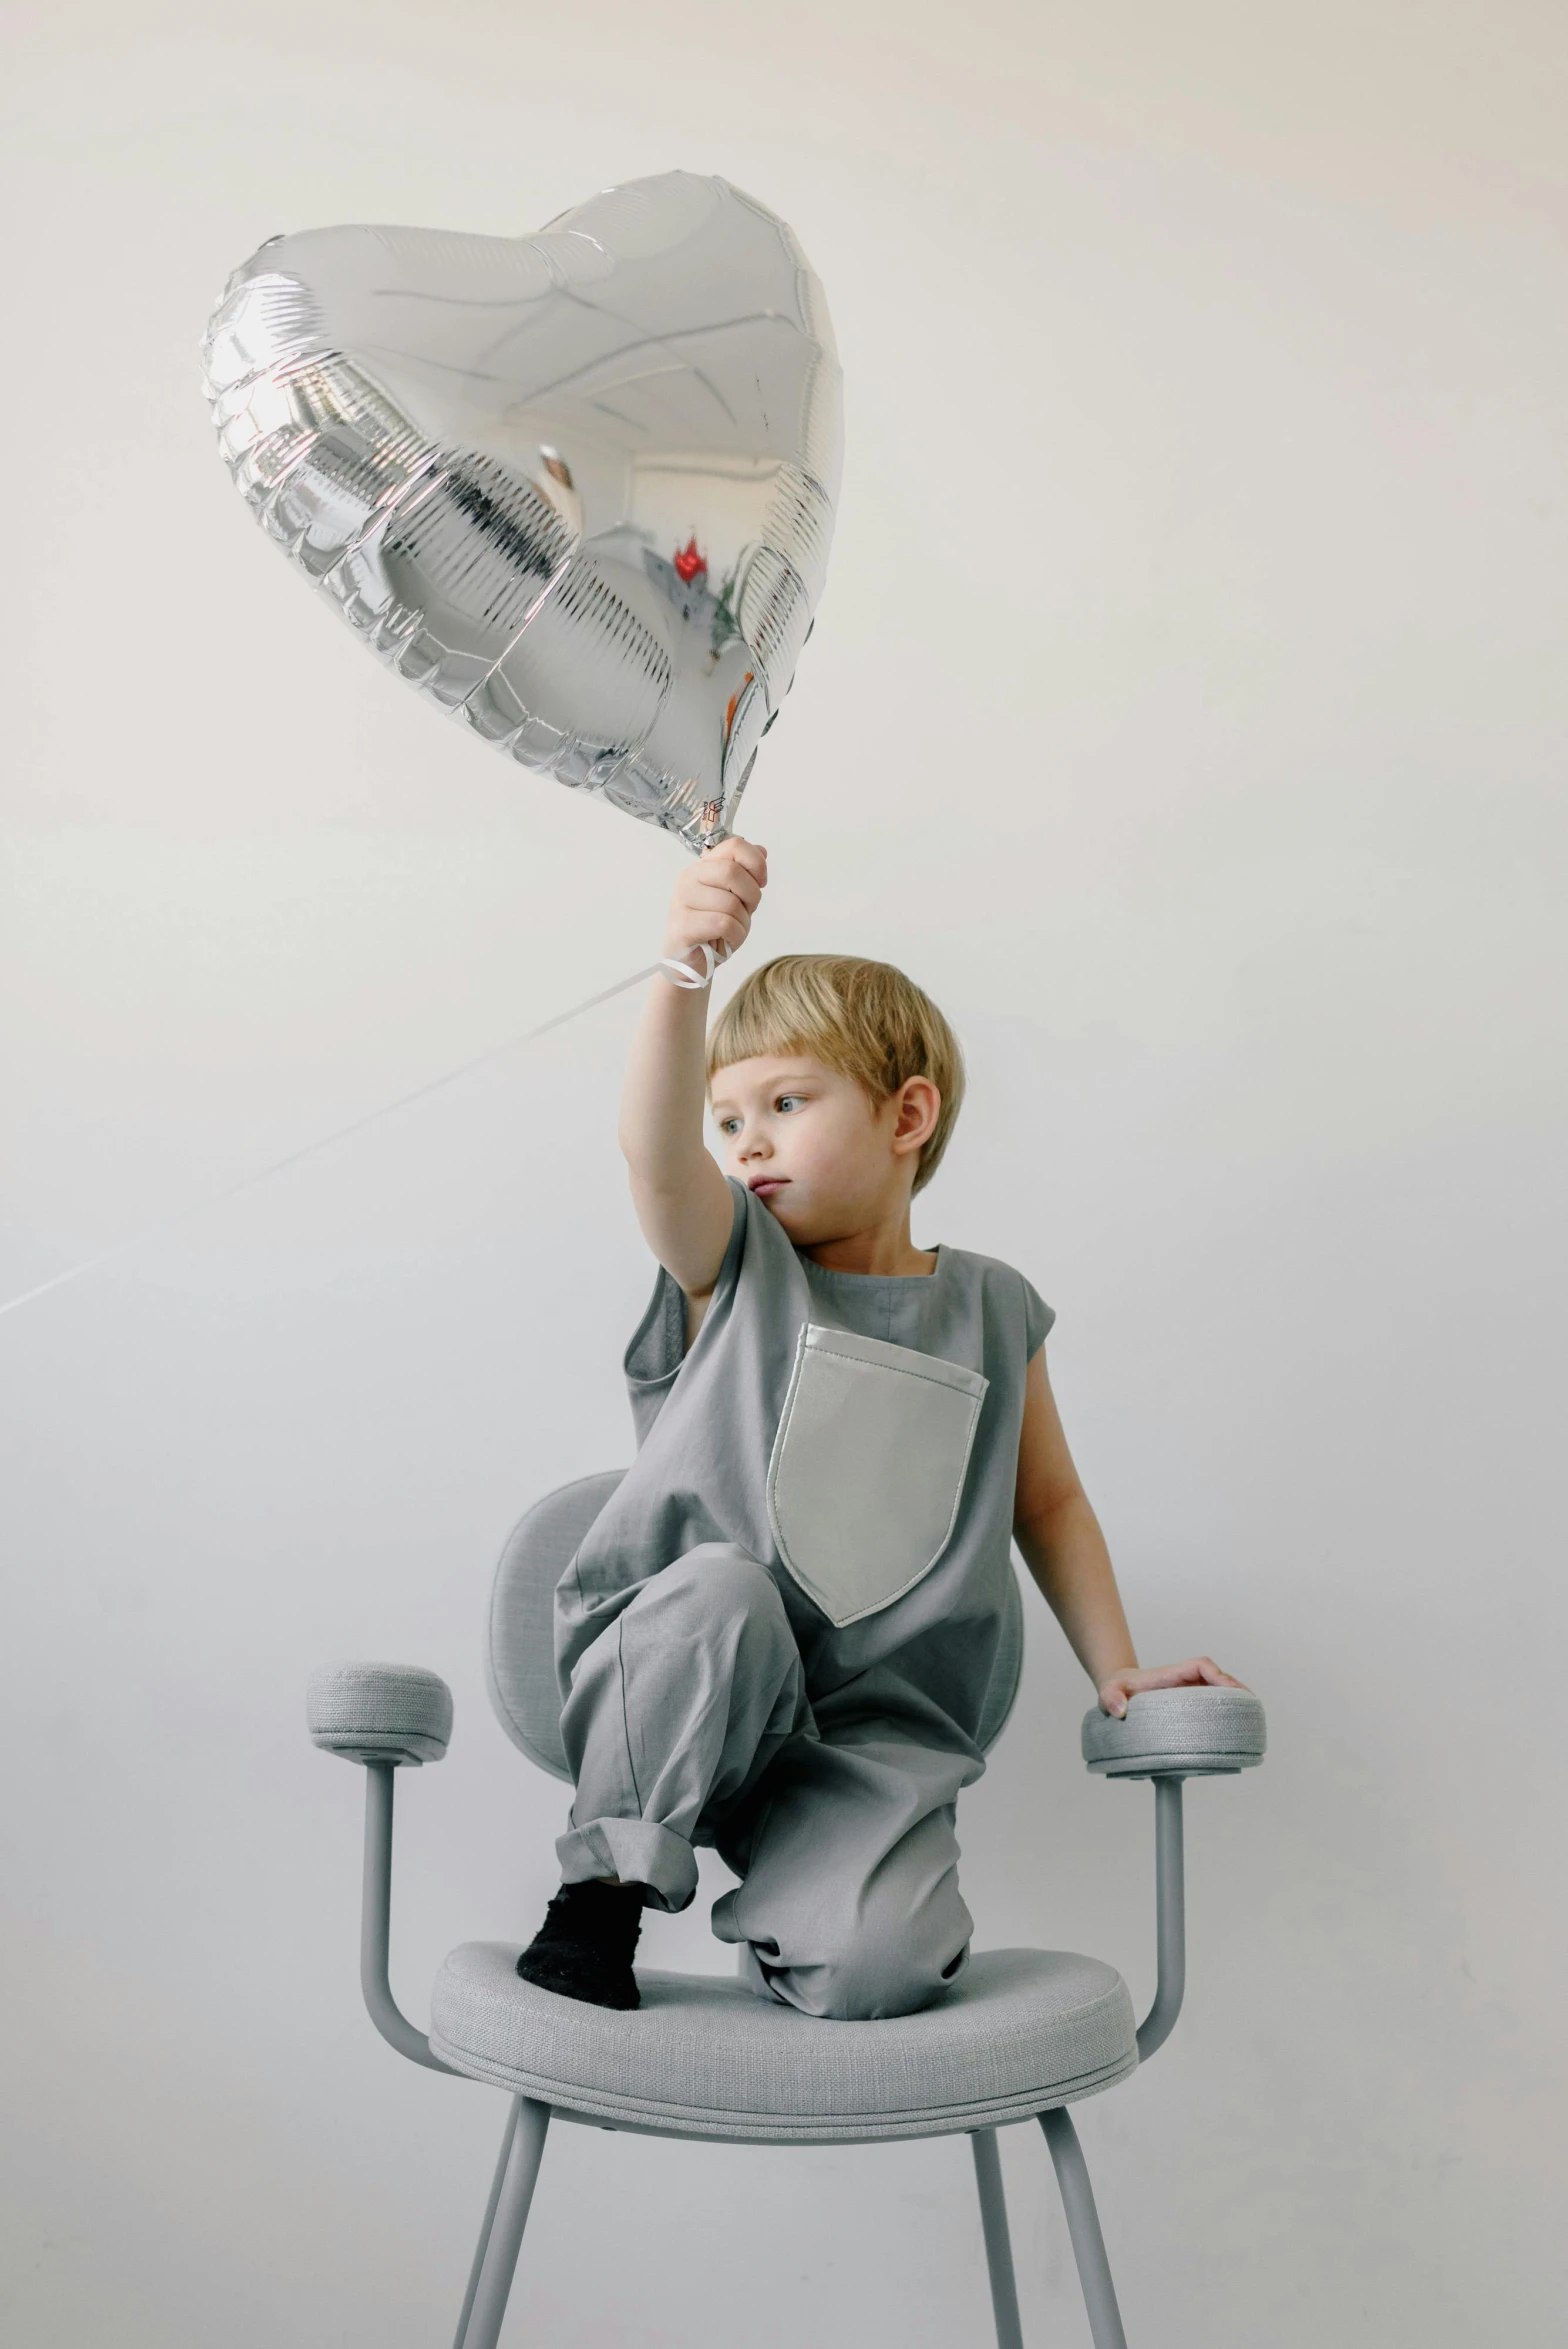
[454,2097,551,2349]
[452,2099,522,2349]
[969,2129,1026,2349]
[1039,2107,1128,2349]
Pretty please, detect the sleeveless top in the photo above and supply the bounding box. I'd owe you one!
[556,1179,1053,1756]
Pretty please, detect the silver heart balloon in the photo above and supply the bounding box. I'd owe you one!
[202,173,841,848]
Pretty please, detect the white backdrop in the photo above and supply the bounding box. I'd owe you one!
[3,3,1564,2342]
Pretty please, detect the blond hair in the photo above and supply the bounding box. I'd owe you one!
[706,955,965,1193]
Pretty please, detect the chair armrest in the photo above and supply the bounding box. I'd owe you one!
[1081,1685,1266,1778]
[307,1662,453,1766]
[1081,1687,1267,2063]
[305,1662,458,2074]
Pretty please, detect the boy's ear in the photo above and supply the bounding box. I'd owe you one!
[890,1077,941,1158]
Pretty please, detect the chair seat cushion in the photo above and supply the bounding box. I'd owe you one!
[429,1945,1137,2143]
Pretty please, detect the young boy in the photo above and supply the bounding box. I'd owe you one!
[517,838,1243,2017]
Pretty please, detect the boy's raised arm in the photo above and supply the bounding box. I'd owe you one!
[619,838,768,1306]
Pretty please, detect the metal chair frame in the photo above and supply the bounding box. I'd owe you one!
[348,1753,1195,2349]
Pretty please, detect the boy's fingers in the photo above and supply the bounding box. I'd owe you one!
[706,837,768,885]
[686,864,759,908]
[684,877,745,914]
[1097,1659,1246,1718]
[1132,1658,1249,1694]
[1188,1656,1248,1689]
[690,878,755,920]
[679,891,752,946]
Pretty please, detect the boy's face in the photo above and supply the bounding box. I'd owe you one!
[708,1053,938,1245]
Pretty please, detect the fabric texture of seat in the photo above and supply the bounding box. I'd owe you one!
[485,1468,1026,1782]
[1081,1685,1266,1777]
[306,1663,453,1766]
[428,1944,1136,2143]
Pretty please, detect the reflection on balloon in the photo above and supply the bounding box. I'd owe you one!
[202,173,842,850]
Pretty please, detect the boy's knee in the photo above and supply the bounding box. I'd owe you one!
[774,1924,964,2022]
[755,1881,970,2020]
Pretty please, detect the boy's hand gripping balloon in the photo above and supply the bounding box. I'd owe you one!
[202,172,841,853]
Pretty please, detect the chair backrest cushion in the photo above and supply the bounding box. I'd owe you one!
[485,1470,1025,1779]
[486,1470,626,1780]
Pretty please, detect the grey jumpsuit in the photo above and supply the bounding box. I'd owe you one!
[554,1178,1053,2020]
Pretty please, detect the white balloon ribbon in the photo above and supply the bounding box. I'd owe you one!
[657,939,731,990]
[0,957,708,1323]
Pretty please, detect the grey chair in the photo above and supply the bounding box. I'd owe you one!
[306,1469,1266,2349]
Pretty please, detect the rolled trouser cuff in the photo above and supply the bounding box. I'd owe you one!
[556,1817,700,1913]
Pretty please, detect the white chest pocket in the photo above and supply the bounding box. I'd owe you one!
[766,1323,989,1629]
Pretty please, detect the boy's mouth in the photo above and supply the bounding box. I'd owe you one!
[748,1176,789,1198]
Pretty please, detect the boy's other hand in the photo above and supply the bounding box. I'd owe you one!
[1096,1657,1247,1718]
[663,836,768,970]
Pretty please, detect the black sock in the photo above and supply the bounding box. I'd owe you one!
[515,1878,645,2010]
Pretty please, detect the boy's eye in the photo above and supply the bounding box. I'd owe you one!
[718,1117,742,1137]
[775,1094,805,1114]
